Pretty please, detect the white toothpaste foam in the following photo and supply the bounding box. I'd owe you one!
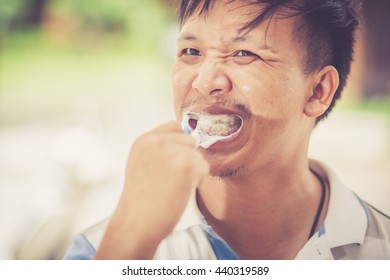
[181,112,242,149]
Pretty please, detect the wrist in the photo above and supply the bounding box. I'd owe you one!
[94,212,164,259]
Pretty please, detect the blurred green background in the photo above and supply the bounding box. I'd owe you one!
[0,0,178,260]
[0,0,389,260]
[0,0,176,125]
[1,0,390,126]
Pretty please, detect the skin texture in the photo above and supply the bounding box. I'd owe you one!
[95,0,339,260]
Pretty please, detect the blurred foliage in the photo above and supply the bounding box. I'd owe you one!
[0,0,176,126]
[0,0,25,34]
[2,0,387,126]
[349,96,390,121]
[0,0,175,52]
[61,0,141,32]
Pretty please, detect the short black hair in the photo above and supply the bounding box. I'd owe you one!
[177,0,361,122]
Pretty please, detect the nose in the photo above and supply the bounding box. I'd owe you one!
[192,59,232,96]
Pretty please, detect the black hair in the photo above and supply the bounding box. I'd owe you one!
[177,0,362,122]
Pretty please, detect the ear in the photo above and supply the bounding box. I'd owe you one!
[304,65,339,118]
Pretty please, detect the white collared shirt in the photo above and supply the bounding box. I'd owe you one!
[63,160,390,260]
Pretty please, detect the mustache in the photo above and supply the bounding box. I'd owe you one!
[181,97,252,119]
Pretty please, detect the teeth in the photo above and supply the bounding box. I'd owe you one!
[181,112,243,148]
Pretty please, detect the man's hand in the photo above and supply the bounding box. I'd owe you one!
[94,122,210,259]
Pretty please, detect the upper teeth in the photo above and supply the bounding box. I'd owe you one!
[197,115,241,136]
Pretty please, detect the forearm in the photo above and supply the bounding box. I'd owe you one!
[94,212,162,260]
[94,122,208,259]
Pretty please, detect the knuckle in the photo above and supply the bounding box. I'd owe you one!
[134,133,161,148]
[171,156,191,171]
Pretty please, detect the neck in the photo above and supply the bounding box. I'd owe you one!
[197,159,328,259]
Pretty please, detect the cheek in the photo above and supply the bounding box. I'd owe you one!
[172,66,191,119]
[236,80,284,120]
[232,67,274,116]
[235,71,302,120]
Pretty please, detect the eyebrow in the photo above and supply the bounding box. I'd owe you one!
[178,34,198,41]
[232,35,253,42]
[178,33,255,43]
[177,32,276,53]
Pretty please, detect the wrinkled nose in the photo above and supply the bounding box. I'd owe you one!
[192,60,232,96]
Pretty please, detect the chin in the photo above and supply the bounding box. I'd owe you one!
[201,146,245,179]
[208,161,243,179]
[211,168,241,179]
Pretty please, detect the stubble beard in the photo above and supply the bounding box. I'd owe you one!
[211,166,242,180]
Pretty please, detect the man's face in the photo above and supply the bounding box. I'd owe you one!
[172,0,314,178]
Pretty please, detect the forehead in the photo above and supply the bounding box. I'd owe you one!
[182,0,260,32]
[180,0,298,49]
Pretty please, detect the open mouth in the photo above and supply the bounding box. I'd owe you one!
[182,112,243,148]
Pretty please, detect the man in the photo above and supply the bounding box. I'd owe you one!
[64,0,390,260]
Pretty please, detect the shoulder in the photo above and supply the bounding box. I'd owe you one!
[63,234,96,260]
[365,203,390,241]
[153,225,215,260]
[65,191,212,259]
[63,218,110,260]
[82,218,111,249]
[64,218,214,260]
[336,201,390,260]
[310,160,390,259]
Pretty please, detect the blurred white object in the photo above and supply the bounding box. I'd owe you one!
[51,127,116,186]
[310,109,390,214]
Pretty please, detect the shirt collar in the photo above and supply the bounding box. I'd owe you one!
[174,160,369,258]
[296,160,369,259]
[173,190,203,230]
[320,161,368,247]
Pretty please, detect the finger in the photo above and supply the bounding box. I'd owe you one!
[183,151,210,184]
[140,125,196,148]
[152,121,184,133]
